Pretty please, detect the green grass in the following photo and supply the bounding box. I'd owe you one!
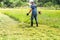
[0,8,60,28]
[0,8,60,40]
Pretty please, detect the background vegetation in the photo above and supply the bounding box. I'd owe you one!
[0,0,60,9]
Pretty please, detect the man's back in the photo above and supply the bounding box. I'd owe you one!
[31,4,37,15]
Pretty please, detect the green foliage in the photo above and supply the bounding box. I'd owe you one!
[0,2,2,7]
[15,0,23,7]
[0,0,60,8]
[43,2,53,7]
[55,5,60,10]
[37,0,60,9]
[0,0,28,8]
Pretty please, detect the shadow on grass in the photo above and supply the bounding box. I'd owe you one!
[18,23,37,28]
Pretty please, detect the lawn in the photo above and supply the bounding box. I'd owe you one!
[0,8,60,28]
[0,8,60,40]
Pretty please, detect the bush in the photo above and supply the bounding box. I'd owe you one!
[43,2,53,7]
[37,2,43,7]
[54,5,60,10]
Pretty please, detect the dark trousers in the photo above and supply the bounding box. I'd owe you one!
[31,14,38,26]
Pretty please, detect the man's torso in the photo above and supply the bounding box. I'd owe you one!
[31,4,37,15]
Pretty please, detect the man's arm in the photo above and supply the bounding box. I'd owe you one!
[27,9,32,15]
[28,8,32,14]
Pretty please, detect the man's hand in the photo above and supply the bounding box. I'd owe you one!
[38,11,41,14]
[27,13,29,16]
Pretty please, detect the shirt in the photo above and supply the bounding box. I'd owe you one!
[31,4,37,15]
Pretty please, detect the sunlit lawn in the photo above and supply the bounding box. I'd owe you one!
[0,8,60,40]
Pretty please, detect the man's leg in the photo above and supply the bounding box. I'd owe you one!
[35,15,38,27]
[31,16,33,26]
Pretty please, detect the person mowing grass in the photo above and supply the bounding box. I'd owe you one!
[27,1,41,27]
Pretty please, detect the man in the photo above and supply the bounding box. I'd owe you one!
[27,2,40,27]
